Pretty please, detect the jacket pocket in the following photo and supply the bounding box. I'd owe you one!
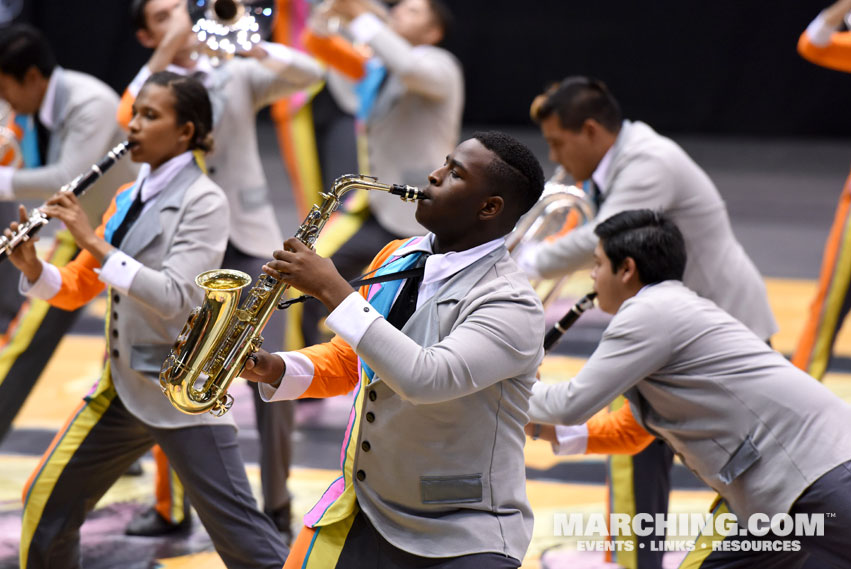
[420,474,483,504]
[130,344,172,374]
[719,435,761,485]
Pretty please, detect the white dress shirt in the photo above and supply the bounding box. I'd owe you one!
[259,234,507,400]
[20,152,195,299]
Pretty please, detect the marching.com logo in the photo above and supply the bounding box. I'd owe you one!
[553,512,827,552]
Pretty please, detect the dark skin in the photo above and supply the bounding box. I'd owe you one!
[242,138,513,384]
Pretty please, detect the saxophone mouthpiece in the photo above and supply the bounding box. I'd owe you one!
[390,184,426,201]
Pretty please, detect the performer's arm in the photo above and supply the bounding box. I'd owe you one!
[798,0,851,72]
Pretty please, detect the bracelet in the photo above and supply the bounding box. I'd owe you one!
[532,423,542,440]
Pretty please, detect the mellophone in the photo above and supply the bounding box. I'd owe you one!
[0,140,131,264]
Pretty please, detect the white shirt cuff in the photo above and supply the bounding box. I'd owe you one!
[807,11,838,47]
[127,66,153,98]
[324,291,382,348]
[552,424,589,455]
[95,249,143,295]
[19,260,61,300]
[258,351,314,401]
[0,166,14,198]
[258,41,295,65]
[348,12,384,44]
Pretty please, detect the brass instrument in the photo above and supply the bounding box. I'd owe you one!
[507,168,594,307]
[160,174,424,416]
[188,0,275,65]
[0,100,22,169]
[0,140,131,264]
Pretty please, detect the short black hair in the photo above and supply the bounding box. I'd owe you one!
[472,131,545,222]
[142,71,215,153]
[532,76,622,132]
[131,0,152,32]
[594,209,686,284]
[0,24,56,81]
[425,0,454,43]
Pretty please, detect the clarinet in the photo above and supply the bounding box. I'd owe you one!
[0,140,131,264]
[543,292,597,352]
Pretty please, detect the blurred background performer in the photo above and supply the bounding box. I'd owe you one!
[298,0,463,347]
[521,76,778,569]
[0,24,135,445]
[13,71,288,569]
[793,0,851,380]
[118,0,324,540]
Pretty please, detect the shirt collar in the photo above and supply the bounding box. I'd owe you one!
[394,233,506,286]
[131,151,195,203]
[38,67,61,129]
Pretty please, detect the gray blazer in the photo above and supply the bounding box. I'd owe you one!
[12,68,137,222]
[103,162,232,429]
[527,281,851,519]
[349,246,545,561]
[532,121,777,340]
[204,54,323,258]
[327,27,464,237]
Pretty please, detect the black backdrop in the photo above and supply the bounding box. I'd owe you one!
[9,0,851,136]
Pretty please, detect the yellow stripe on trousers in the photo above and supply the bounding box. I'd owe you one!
[19,366,116,568]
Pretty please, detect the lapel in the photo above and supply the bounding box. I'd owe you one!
[401,246,508,346]
[47,68,69,165]
[368,73,404,121]
[120,161,203,258]
[603,119,632,192]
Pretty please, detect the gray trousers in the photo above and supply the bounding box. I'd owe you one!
[20,387,288,569]
[681,460,851,569]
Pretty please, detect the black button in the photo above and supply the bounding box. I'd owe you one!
[111,349,119,358]
[356,470,366,481]
[112,329,118,338]
[365,412,375,423]
[112,311,118,321]
[113,294,120,303]
[363,307,370,312]
[368,390,377,401]
[361,441,371,452]
[208,166,217,175]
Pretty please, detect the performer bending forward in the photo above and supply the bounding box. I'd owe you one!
[9,72,288,569]
[243,132,546,568]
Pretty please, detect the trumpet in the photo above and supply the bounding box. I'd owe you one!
[0,140,131,264]
[188,0,275,65]
[160,174,424,416]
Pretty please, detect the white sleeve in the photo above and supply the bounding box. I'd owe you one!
[18,260,61,300]
[807,11,839,47]
[552,424,589,455]
[324,291,382,347]
[257,351,316,401]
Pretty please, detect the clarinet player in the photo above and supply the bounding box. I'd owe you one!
[7,71,288,569]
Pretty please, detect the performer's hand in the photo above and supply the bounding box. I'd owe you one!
[4,205,42,283]
[41,192,113,264]
[823,0,851,27]
[240,348,286,385]
[524,422,557,444]
[263,238,354,312]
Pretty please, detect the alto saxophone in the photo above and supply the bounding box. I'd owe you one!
[160,174,424,416]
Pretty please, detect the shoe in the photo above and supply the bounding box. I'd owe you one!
[125,507,192,537]
[266,505,292,545]
[122,459,144,477]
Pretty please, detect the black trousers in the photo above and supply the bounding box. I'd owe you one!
[334,511,520,569]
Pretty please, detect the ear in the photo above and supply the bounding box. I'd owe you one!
[177,121,195,148]
[581,118,601,139]
[618,257,640,285]
[137,29,156,49]
[478,195,504,221]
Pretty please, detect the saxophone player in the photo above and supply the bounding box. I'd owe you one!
[243,132,546,568]
[8,72,288,569]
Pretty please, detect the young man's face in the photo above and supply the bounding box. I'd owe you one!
[137,0,193,50]
[0,68,42,115]
[590,241,633,314]
[416,138,494,241]
[390,0,442,46]
[540,114,600,183]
